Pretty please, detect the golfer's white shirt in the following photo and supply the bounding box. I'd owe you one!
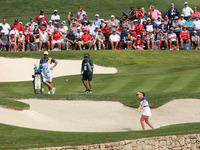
[109,34,120,42]
[193,20,200,30]
[182,7,193,17]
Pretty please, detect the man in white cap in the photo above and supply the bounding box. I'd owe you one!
[39,51,58,94]
[182,2,193,20]
[178,14,186,30]
[51,10,60,28]
[108,15,119,34]
[109,29,120,50]
[93,14,101,27]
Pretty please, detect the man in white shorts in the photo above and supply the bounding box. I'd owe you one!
[40,51,58,94]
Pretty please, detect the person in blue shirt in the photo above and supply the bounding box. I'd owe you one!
[93,14,101,27]
[39,51,58,94]
[81,53,94,93]
[185,17,193,36]
[136,91,154,130]
[167,3,180,19]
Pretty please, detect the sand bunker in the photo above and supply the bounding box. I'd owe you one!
[0,57,117,82]
[0,98,199,132]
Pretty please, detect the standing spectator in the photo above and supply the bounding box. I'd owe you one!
[149,5,161,20]
[133,35,145,50]
[95,29,105,50]
[33,23,40,47]
[109,29,120,50]
[192,7,200,18]
[141,7,147,20]
[102,20,110,49]
[68,12,75,26]
[137,7,142,18]
[0,30,9,51]
[51,28,62,50]
[178,14,186,30]
[124,30,132,50]
[108,15,119,34]
[51,10,60,28]
[167,3,180,19]
[65,29,76,50]
[81,53,94,93]
[18,31,25,51]
[11,18,23,32]
[180,26,191,49]
[88,20,95,35]
[172,16,181,40]
[193,16,200,36]
[182,2,193,20]
[168,27,179,50]
[23,24,31,51]
[9,32,17,51]
[39,28,50,51]
[191,31,200,49]
[158,19,168,33]
[28,32,38,51]
[185,17,193,36]
[0,18,10,38]
[75,27,83,50]
[80,29,92,50]
[156,30,168,50]
[35,10,48,25]
[146,30,154,49]
[28,17,35,31]
[128,6,136,21]
[93,14,101,27]
[77,6,87,20]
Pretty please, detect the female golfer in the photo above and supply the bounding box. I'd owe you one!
[136,92,154,130]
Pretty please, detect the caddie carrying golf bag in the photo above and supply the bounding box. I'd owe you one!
[32,64,43,94]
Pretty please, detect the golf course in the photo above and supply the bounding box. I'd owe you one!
[0,0,200,149]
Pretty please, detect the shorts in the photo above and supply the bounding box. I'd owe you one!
[76,39,82,42]
[82,74,93,81]
[142,107,152,117]
[42,71,53,82]
[53,40,61,44]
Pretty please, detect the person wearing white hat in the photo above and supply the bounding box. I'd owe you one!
[9,31,17,51]
[74,27,83,50]
[136,92,154,130]
[39,51,58,94]
[108,15,119,34]
[93,14,101,27]
[182,2,193,20]
[0,30,9,51]
[178,14,186,30]
[51,10,60,28]
[191,30,200,50]
[18,31,25,51]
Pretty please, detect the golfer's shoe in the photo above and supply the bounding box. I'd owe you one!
[52,88,56,94]
[84,89,90,93]
[88,90,92,93]
[48,91,51,94]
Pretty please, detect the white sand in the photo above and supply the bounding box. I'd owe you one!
[0,57,117,82]
[0,98,199,132]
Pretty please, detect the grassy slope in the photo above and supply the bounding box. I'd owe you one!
[0,123,200,149]
[1,0,200,26]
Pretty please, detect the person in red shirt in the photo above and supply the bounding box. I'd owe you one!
[133,35,145,50]
[35,10,48,26]
[137,7,142,17]
[130,29,137,44]
[80,29,92,50]
[102,20,110,49]
[135,20,144,35]
[51,28,62,50]
[180,26,191,49]
[11,18,23,32]
[23,24,31,51]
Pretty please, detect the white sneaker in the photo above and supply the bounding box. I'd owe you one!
[48,91,51,94]
[52,88,56,94]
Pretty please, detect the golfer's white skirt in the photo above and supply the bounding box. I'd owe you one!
[142,107,152,117]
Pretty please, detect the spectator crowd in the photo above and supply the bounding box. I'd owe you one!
[1,2,200,51]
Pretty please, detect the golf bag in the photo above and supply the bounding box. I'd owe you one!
[32,64,43,94]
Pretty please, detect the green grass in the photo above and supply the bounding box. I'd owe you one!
[0,122,200,149]
[1,0,200,26]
